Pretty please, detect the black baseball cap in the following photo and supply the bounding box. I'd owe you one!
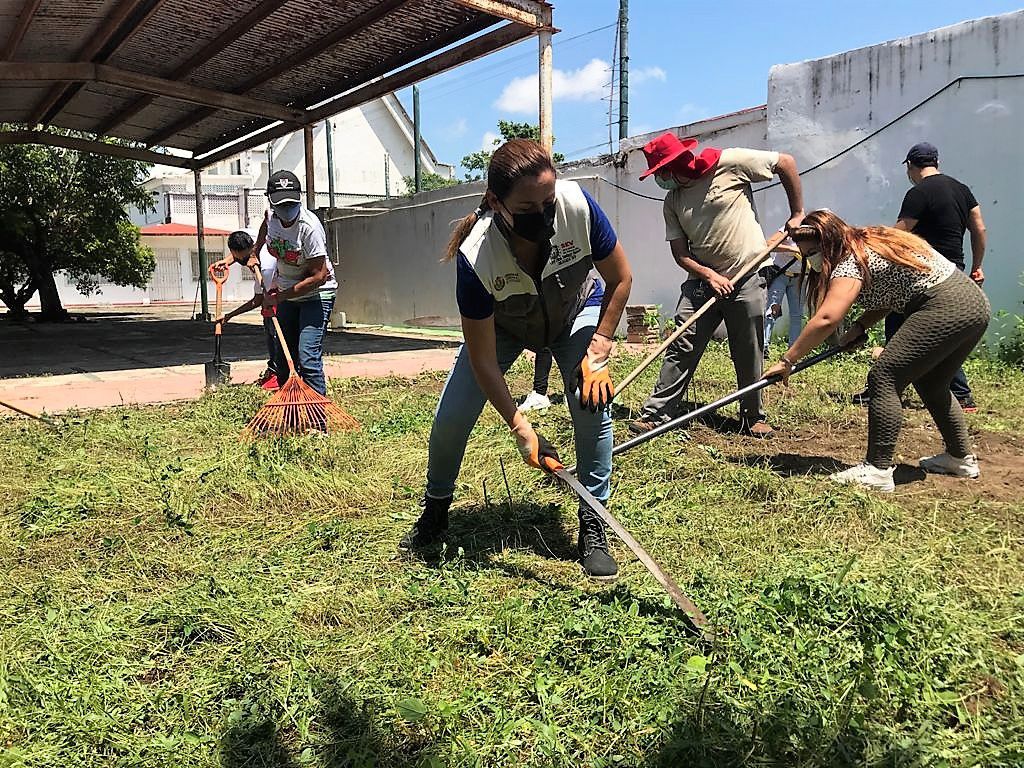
[903,142,939,167]
[267,170,302,205]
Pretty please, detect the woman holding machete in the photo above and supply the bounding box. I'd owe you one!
[763,210,989,492]
[399,139,633,581]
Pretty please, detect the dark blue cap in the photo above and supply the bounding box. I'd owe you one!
[904,142,939,166]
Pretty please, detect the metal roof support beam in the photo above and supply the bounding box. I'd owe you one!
[142,0,414,148]
[1,62,306,123]
[95,0,283,135]
[28,0,163,125]
[188,14,496,158]
[2,0,43,60]
[449,0,549,28]
[194,22,537,167]
[0,130,193,168]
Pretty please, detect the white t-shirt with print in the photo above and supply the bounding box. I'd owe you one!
[266,207,337,301]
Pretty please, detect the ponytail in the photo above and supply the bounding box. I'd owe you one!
[443,196,490,262]
[442,138,555,263]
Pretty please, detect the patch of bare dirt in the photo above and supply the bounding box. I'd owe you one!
[686,410,1023,504]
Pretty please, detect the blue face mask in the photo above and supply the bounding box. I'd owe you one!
[273,202,301,222]
[655,174,679,191]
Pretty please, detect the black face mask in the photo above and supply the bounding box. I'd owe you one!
[502,201,556,243]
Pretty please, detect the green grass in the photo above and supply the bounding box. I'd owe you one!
[1,343,1023,767]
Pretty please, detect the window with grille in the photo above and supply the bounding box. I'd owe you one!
[190,251,224,281]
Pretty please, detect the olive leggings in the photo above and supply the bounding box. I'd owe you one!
[866,270,989,468]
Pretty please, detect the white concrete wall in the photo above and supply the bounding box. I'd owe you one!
[326,107,769,329]
[331,11,1024,341]
[763,10,1024,339]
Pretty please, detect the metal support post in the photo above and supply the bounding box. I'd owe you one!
[413,85,422,193]
[194,167,209,320]
[303,124,315,209]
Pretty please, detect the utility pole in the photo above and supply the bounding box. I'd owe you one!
[413,85,422,193]
[618,0,629,142]
[538,3,553,152]
[326,119,336,208]
[384,153,391,199]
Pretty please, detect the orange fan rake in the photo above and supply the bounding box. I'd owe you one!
[244,313,360,437]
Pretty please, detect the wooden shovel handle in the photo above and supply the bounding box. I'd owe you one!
[614,228,788,398]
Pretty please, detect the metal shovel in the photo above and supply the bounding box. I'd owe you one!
[205,264,230,389]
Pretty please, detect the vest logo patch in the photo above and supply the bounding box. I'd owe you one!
[551,239,581,266]
[493,273,520,292]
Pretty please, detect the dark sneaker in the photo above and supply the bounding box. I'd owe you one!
[851,388,871,406]
[957,396,978,414]
[628,418,658,435]
[399,495,451,552]
[740,419,775,439]
[577,508,618,582]
[256,367,276,386]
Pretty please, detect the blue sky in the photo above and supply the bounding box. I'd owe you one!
[398,0,1024,177]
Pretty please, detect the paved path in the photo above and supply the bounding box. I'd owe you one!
[0,349,458,416]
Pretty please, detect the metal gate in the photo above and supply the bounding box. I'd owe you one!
[149,250,182,301]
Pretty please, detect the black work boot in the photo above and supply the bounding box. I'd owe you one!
[577,506,618,582]
[399,495,451,552]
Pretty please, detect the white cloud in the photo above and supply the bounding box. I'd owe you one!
[448,117,468,137]
[480,131,499,150]
[677,102,711,125]
[631,66,666,84]
[495,59,611,114]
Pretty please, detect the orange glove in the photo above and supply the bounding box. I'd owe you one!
[576,333,615,412]
[510,412,561,472]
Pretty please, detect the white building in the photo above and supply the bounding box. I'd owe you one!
[327,10,1024,345]
[33,95,453,308]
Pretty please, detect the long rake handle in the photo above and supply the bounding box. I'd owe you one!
[252,267,298,378]
[615,229,788,398]
[612,344,845,458]
[0,398,58,427]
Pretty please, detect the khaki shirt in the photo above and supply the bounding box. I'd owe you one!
[662,147,779,277]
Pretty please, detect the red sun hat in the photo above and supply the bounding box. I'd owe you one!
[639,132,722,180]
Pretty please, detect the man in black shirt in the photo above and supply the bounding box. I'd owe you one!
[853,142,988,412]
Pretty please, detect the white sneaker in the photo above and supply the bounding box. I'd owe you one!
[518,391,552,413]
[830,463,895,492]
[919,452,980,479]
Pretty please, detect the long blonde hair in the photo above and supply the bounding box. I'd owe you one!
[443,139,556,262]
[790,209,933,311]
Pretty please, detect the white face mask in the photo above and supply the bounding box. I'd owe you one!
[655,174,680,191]
[804,250,824,273]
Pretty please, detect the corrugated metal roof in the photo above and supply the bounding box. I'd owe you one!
[0,0,549,166]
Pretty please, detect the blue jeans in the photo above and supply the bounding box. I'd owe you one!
[262,316,281,375]
[764,272,803,347]
[275,295,334,395]
[884,311,972,401]
[426,304,613,503]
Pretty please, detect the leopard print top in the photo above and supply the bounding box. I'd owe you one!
[831,247,955,313]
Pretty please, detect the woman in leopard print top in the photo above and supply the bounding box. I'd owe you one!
[764,209,989,492]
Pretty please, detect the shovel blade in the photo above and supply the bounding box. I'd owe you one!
[205,360,231,389]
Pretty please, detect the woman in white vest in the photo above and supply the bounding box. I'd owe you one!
[400,139,633,581]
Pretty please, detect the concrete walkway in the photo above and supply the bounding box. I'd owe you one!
[1,349,458,416]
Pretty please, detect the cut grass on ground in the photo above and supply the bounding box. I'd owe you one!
[1,342,1023,767]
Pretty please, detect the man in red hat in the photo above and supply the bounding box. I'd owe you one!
[630,132,804,437]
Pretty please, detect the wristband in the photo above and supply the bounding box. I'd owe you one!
[780,355,796,370]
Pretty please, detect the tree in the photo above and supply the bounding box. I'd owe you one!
[460,120,565,181]
[400,171,459,196]
[0,132,156,320]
